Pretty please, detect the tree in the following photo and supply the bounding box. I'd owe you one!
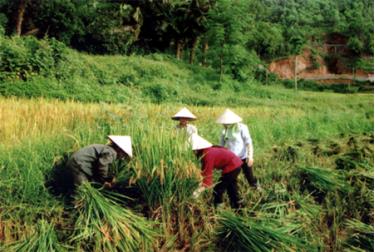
[15,0,28,36]
[127,0,211,61]
[246,22,284,59]
[206,0,254,80]
[288,32,305,90]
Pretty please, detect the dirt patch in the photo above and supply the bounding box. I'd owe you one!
[268,48,373,83]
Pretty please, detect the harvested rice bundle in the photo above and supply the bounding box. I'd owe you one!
[71,183,156,252]
[297,166,351,194]
[216,210,308,252]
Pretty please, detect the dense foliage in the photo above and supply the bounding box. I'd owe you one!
[0,0,373,81]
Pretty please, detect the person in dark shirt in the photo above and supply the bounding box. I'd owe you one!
[63,135,132,194]
[191,134,243,209]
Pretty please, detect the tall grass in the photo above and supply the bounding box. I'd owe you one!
[296,166,351,194]
[0,93,372,150]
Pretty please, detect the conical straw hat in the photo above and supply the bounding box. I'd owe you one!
[190,134,212,150]
[172,107,197,120]
[216,109,242,124]
[108,135,133,157]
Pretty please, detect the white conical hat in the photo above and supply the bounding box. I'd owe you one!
[216,108,242,124]
[190,134,212,150]
[172,107,197,120]
[108,135,133,158]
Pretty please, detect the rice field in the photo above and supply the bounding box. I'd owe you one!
[0,92,373,251]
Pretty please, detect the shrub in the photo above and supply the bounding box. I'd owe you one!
[143,83,178,103]
[0,36,68,81]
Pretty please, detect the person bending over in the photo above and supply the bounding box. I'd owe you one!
[191,134,243,209]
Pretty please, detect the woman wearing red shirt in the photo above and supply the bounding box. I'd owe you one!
[191,134,243,209]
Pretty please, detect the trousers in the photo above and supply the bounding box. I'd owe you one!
[213,167,241,209]
[241,159,257,187]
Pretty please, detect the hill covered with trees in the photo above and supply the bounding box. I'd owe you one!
[0,0,373,84]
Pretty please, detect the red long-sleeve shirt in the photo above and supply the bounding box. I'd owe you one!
[200,146,242,187]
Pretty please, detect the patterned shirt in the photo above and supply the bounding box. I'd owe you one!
[220,123,253,160]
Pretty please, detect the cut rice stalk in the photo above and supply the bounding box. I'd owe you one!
[71,182,157,252]
[216,210,309,252]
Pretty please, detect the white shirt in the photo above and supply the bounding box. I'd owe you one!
[220,123,253,160]
[176,124,198,136]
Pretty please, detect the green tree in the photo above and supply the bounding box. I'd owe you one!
[247,22,284,59]
[206,0,258,81]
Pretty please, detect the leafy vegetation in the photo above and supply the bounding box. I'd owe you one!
[0,34,286,104]
[0,0,373,80]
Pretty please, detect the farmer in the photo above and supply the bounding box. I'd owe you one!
[172,107,198,136]
[217,109,260,190]
[191,134,243,209]
[63,135,132,194]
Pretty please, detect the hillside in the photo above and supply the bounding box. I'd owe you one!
[0,36,305,105]
[1,36,373,108]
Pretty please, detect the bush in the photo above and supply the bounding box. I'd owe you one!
[355,58,374,72]
[0,36,30,80]
[227,47,261,82]
[143,83,178,103]
[0,36,68,81]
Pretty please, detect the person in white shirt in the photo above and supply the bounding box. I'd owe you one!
[217,108,259,189]
[172,107,198,136]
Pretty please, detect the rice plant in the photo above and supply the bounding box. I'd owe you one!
[71,183,156,252]
[0,95,373,251]
[125,123,200,209]
[0,219,68,252]
[343,219,374,252]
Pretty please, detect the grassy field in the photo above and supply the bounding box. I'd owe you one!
[0,87,373,251]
